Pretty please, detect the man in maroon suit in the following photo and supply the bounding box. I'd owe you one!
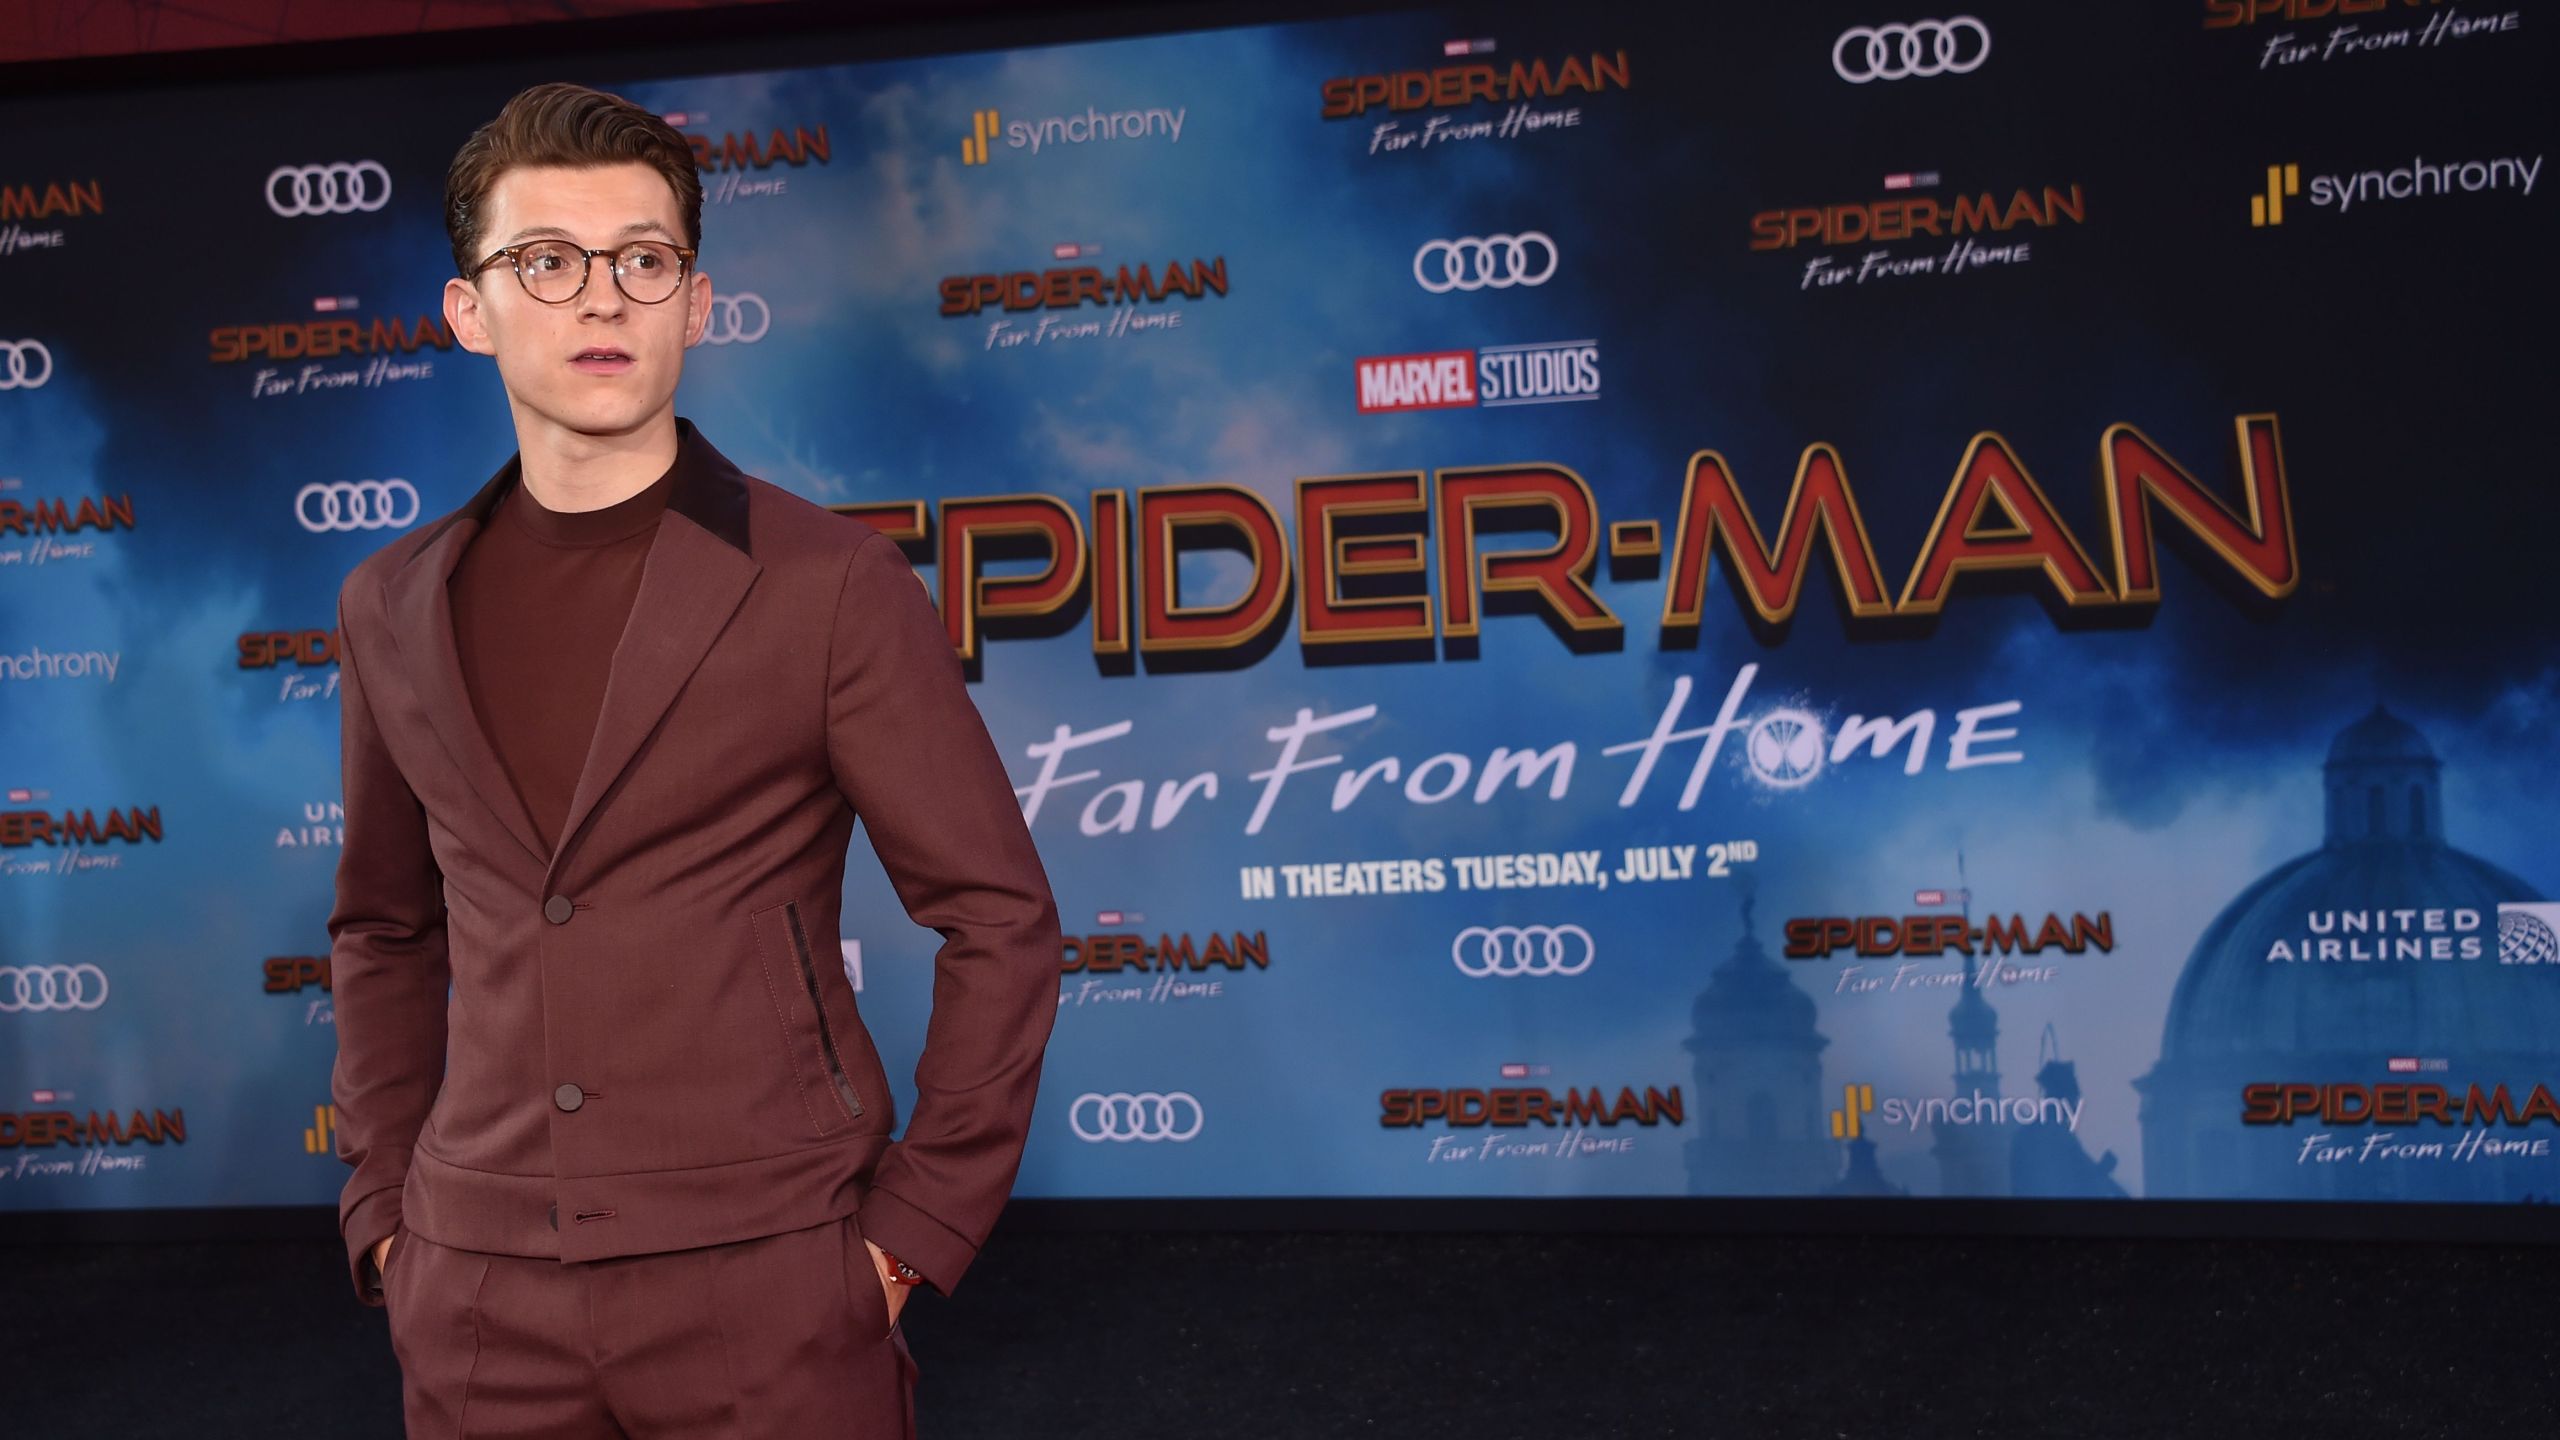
[329,81,1060,1437]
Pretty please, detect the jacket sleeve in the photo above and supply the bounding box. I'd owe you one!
[326,578,452,1307]
[825,530,1061,1297]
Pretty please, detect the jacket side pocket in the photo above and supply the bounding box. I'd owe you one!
[751,899,866,1135]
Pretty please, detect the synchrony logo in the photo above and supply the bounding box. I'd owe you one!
[0,646,119,683]
[960,105,1185,165]
[2250,152,2540,225]
[1830,1081,2082,1137]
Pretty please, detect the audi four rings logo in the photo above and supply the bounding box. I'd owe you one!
[702,294,770,346]
[1069,1091,1204,1142]
[1,339,53,390]
[1413,233,1559,293]
[1834,18,1990,83]
[265,162,393,216]
[295,479,419,533]
[1452,924,1596,977]
[2,964,109,1012]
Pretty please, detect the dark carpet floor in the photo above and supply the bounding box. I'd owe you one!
[3,1228,2553,1438]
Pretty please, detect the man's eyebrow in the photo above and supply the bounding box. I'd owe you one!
[498,220,680,245]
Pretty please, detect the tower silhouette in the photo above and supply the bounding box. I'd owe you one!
[1929,850,2010,1195]
[2011,1023,2128,1197]
[1684,878,1836,1193]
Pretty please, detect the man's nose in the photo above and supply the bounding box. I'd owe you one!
[578,256,628,318]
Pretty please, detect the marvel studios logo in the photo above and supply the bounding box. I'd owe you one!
[2385,1057,2450,1074]
[1354,340,1602,414]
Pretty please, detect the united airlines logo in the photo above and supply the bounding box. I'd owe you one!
[1069,1091,1204,1142]
[2500,903,2560,967]
[2264,909,2486,964]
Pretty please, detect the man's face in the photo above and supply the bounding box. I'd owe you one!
[445,162,707,442]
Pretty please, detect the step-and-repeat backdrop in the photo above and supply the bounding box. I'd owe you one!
[2,2,2554,1215]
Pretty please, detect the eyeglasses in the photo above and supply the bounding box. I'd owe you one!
[470,239,697,305]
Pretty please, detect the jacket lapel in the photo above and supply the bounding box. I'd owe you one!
[381,461,551,868]
[379,417,763,879]
[546,493,758,875]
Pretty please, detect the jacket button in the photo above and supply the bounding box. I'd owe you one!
[553,1083,585,1112]
[543,895,574,924]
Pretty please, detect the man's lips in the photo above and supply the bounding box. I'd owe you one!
[570,348,633,371]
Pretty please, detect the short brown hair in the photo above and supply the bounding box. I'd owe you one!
[444,81,703,279]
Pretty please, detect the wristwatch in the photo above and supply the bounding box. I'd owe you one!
[878,1247,925,1287]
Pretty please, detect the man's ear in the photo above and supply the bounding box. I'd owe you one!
[445,276,495,357]
[681,267,712,348]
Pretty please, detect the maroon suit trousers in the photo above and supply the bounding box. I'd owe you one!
[384,1212,918,1438]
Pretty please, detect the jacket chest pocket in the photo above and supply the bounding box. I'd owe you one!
[750,898,866,1134]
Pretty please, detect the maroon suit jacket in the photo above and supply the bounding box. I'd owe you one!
[327,417,1060,1305]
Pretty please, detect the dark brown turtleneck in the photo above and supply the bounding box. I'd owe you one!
[448,445,679,854]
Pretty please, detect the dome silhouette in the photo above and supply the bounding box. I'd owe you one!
[2136,706,2554,1201]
